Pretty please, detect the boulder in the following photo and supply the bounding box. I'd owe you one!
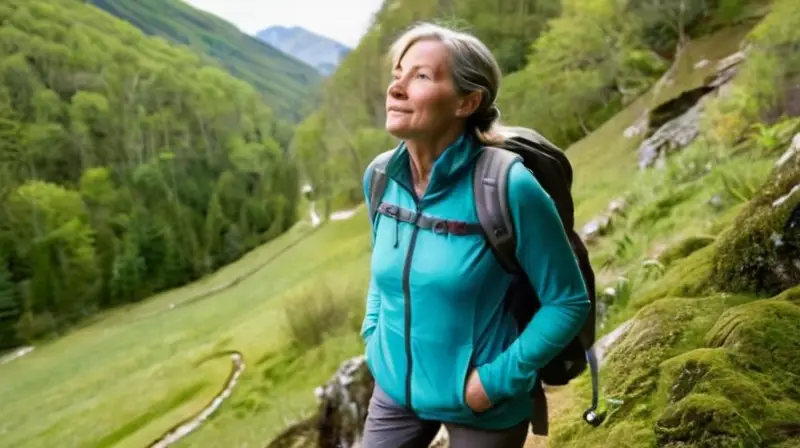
[316,355,375,448]
[636,50,747,170]
[265,355,373,448]
[711,132,800,295]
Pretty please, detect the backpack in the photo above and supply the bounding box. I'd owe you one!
[366,126,601,435]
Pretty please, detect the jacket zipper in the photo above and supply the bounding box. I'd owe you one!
[403,211,420,409]
[396,182,422,411]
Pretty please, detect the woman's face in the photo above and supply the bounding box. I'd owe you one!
[385,40,469,141]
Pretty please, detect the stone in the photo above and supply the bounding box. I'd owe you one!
[775,132,800,169]
[316,355,374,448]
[581,214,613,244]
[636,50,747,170]
[266,355,374,448]
[711,136,800,295]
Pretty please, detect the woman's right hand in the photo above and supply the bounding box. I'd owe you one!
[464,369,492,413]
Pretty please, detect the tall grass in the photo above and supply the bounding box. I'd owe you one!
[283,281,366,351]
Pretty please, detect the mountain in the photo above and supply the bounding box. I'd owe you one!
[87,0,321,122]
[257,26,351,76]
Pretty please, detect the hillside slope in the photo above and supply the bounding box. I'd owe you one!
[0,205,373,447]
[88,0,321,122]
[257,26,350,76]
[0,0,300,349]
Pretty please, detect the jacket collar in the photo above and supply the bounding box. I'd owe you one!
[385,132,482,203]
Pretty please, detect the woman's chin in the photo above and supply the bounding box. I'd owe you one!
[385,121,412,139]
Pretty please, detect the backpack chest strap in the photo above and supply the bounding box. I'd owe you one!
[376,202,483,235]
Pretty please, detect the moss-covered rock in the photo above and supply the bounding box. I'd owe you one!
[658,235,717,267]
[654,393,763,447]
[710,146,800,295]
[603,295,750,411]
[649,289,800,447]
[658,349,769,444]
[706,296,800,379]
[633,244,717,309]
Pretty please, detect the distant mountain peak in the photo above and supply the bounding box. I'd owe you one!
[257,25,351,76]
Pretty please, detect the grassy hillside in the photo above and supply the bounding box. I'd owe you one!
[88,0,322,122]
[0,0,300,350]
[0,210,373,447]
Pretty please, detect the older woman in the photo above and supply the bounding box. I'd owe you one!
[360,23,591,447]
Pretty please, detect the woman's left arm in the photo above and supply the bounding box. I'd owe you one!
[476,160,591,405]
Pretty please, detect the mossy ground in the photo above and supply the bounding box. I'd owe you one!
[536,3,800,446]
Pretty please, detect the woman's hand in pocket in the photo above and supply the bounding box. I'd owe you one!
[464,369,492,413]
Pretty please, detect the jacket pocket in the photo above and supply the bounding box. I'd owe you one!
[458,349,475,411]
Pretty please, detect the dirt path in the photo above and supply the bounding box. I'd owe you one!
[0,346,34,365]
[149,351,246,448]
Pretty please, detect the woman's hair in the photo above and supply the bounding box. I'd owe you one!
[388,22,506,146]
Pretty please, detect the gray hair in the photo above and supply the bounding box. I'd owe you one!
[388,22,505,145]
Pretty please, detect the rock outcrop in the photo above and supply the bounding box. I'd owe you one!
[266,355,374,448]
[636,50,747,170]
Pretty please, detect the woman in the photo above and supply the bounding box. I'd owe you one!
[360,22,591,447]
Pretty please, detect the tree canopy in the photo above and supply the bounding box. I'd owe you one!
[0,0,301,347]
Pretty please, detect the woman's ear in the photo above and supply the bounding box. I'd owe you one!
[455,91,482,119]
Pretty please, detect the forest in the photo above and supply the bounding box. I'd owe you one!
[0,0,302,348]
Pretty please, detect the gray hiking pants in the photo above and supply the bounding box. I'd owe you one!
[361,385,529,448]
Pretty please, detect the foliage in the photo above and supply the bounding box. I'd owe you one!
[282,280,366,351]
[546,3,800,446]
[702,0,800,145]
[0,0,301,345]
[87,0,322,122]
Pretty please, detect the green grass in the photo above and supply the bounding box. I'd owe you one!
[0,206,373,447]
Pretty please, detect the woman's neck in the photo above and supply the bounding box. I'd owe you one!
[406,125,464,197]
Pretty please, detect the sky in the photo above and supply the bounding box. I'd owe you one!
[183,0,385,48]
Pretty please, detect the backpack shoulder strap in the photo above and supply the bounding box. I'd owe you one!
[367,149,395,224]
[473,146,522,274]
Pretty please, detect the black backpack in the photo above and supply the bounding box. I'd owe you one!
[366,126,601,435]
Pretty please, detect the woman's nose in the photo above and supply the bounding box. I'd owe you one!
[388,78,407,99]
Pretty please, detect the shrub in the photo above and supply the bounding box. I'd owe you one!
[283,280,365,351]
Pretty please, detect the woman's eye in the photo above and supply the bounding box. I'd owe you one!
[417,73,429,79]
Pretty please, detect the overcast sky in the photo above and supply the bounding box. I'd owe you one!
[183,0,385,48]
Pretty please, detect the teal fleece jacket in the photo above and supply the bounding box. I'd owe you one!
[361,132,590,430]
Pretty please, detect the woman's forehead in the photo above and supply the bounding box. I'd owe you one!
[396,40,450,71]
